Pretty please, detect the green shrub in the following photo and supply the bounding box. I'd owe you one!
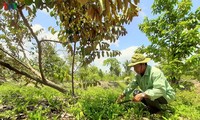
[170,90,200,120]
[1,81,200,120]
[70,87,145,120]
[0,82,69,119]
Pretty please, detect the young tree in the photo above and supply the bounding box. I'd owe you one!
[103,58,121,77]
[41,42,68,83]
[50,0,140,95]
[0,0,141,94]
[0,4,69,93]
[185,50,200,81]
[98,69,104,81]
[122,60,132,77]
[138,0,200,83]
[77,65,101,89]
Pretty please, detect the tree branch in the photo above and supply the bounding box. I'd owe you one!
[0,60,41,83]
[18,9,46,82]
[17,44,43,78]
[0,47,30,70]
[40,39,65,44]
[0,60,68,93]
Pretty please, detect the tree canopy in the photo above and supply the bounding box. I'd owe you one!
[138,0,200,82]
[0,0,141,94]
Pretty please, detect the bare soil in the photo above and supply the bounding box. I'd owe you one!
[191,80,200,94]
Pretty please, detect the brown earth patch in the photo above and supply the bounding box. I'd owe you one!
[191,80,200,94]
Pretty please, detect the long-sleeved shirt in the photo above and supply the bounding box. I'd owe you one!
[123,65,175,103]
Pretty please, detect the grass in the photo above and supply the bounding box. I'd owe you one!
[0,81,200,120]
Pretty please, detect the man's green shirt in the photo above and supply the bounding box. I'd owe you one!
[123,65,175,103]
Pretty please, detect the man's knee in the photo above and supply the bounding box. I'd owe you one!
[156,97,168,104]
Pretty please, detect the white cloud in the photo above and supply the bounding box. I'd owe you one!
[22,24,60,60]
[92,46,138,72]
[115,46,138,63]
[32,24,44,32]
[32,24,58,40]
[92,53,109,72]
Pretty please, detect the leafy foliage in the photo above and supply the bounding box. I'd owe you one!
[14,0,141,64]
[1,81,200,119]
[170,89,200,120]
[41,42,68,83]
[103,58,121,77]
[0,82,68,119]
[122,60,134,79]
[0,0,141,94]
[138,0,200,82]
[185,53,200,81]
[70,87,144,120]
[76,65,101,89]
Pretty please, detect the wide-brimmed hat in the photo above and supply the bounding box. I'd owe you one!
[128,53,151,67]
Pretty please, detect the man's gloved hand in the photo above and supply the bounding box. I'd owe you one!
[116,94,125,103]
[132,93,146,102]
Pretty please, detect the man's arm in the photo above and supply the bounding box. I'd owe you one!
[116,80,138,103]
[144,71,166,101]
[123,79,138,96]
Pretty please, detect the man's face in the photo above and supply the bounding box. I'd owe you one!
[133,64,143,74]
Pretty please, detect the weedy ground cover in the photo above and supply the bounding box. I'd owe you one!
[0,81,200,120]
[0,82,70,119]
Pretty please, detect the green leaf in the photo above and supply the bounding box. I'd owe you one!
[102,51,104,57]
[97,52,100,59]
[24,0,33,5]
[81,47,85,57]
[35,0,42,8]
[50,28,56,34]
[50,11,54,17]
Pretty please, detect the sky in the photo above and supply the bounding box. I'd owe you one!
[31,0,200,72]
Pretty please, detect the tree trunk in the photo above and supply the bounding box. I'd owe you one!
[0,61,68,93]
[71,42,76,96]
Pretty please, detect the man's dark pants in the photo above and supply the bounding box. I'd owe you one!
[142,97,167,113]
[133,90,168,113]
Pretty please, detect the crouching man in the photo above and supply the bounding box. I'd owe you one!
[116,53,175,114]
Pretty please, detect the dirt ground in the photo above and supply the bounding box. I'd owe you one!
[191,80,200,94]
